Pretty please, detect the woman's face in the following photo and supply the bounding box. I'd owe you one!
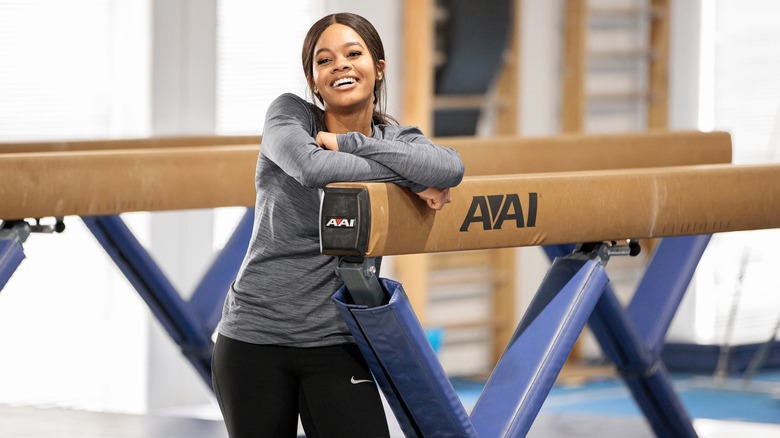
[312,23,384,114]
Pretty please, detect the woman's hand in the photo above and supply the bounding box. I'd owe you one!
[315,130,452,210]
[316,132,339,151]
[416,187,452,210]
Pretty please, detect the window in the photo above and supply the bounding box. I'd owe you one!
[0,0,149,140]
[680,0,780,345]
[216,0,318,135]
[0,0,150,413]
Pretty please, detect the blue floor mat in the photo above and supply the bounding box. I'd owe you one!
[451,370,780,425]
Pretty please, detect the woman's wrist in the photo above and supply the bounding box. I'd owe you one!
[315,131,339,151]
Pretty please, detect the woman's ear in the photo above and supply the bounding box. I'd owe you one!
[376,60,386,81]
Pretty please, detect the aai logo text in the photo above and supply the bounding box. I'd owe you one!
[325,218,356,228]
[459,193,538,232]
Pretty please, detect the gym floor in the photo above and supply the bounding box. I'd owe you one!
[2,370,778,438]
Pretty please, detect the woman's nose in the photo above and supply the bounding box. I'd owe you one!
[332,57,351,71]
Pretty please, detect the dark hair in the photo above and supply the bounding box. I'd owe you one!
[301,13,396,125]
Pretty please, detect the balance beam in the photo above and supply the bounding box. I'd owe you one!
[324,161,780,438]
[0,131,730,220]
[448,130,731,176]
[0,131,728,165]
[320,163,780,257]
[0,135,262,153]
[0,130,741,436]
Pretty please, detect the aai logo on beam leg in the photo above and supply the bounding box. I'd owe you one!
[459,193,538,232]
[325,217,356,228]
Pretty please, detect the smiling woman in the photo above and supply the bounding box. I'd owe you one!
[301,13,392,127]
[210,12,465,438]
[309,24,384,134]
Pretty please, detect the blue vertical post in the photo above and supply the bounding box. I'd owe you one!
[470,255,609,437]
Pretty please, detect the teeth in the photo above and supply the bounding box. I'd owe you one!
[333,77,356,87]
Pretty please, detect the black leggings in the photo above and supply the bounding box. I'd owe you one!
[212,334,390,438]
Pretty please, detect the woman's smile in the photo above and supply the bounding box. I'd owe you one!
[331,74,359,90]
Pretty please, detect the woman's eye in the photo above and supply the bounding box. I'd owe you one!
[316,58,330,65]
[348,51,362,58]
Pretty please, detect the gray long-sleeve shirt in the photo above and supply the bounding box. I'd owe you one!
[217,93,465,347]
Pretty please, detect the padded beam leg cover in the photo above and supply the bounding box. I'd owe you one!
[470,258,608,437]
[333,279,477,438]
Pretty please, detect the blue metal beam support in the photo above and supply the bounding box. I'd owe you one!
[333,248,610,437]
[81,210,254,387]
[329,239,706,437]
[589,286,698,437]
[0,238,25,291]
[628,235,712,356]
[82,215,213,384]
[470,256,609,437]
[544,237,708,437]
[0,221,31,291]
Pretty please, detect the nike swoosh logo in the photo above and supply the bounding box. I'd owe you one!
[350,376,373,384]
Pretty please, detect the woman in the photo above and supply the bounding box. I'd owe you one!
[212,12,465,437]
